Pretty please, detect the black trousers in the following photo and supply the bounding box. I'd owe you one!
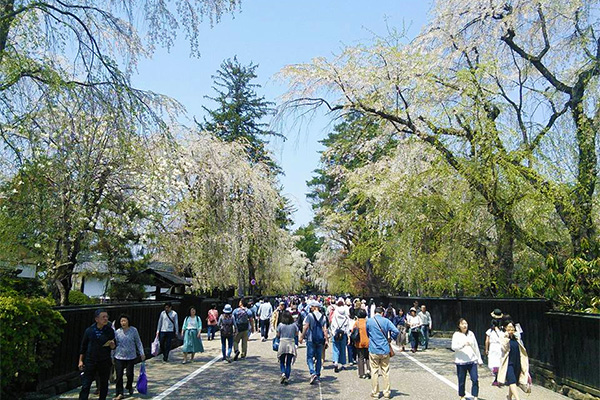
[159,331,175,361]
[114,358,135,395]
[79,358,111,400]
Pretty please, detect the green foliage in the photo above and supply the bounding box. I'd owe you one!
[522,256,600,313]
[199,56,284,174]
[68,290,98,305]
[0,269,45,298]
[293,223,323,263]
[0,295,65,396]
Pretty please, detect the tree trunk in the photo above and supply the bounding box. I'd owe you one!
[494,216,515,292]
[0,1,14,60]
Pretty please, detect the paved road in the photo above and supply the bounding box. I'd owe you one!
[54,332,569,400]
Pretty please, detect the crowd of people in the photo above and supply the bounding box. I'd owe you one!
[77,297,530,400]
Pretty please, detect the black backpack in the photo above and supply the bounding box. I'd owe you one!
[234,308,249,331]
[220,315,234,336]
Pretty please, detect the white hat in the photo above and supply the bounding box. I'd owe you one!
[336,297,344,305]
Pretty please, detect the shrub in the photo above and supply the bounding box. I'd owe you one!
[68,290,98,305]
[0,295,65,396]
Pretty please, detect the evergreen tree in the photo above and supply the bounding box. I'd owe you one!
[199,57,284,174]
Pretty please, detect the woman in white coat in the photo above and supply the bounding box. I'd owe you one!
[451,318,483,400]
[330,306,351,372]
[498,321,530,400]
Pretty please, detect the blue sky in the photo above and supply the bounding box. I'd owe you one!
[132,0,433,228]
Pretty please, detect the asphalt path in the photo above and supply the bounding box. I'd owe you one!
[54,331,570,400]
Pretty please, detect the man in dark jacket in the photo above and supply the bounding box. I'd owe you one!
[78,309,115,400]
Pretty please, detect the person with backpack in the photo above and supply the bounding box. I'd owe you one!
[366,307,399,399]
[206,304,219,341]
[352,308,371,379]
[218,304,236,362]
[299,300,329,384]
[181,306,204,364]
[330,305,351,373]
[232,297,254,361]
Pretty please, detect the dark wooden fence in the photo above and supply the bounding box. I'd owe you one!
[37,296,600,396]
[383,296,600,396]
[37,301,181,390]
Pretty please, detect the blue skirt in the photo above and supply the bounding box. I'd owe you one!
[182,329,204,353]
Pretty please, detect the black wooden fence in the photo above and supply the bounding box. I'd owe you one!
[383,296,600,396]
[37,301,181,390]
[37,296,600,396]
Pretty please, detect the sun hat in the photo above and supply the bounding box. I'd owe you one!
[491,309,503,318]
[223,304,233,314]
[310,300,322,309]
[410,307,417,313]
[337,297,344,305]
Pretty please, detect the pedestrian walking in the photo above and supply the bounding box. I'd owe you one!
[113,314,144,400]
[498,320,530,400]
[393,308,407,351]
[276,310,299,384]
[299,300,329,384]
[232,297,254,361]
[418,305,432,350]
[451,318,483,400]
[406,307,422,352]
[206,304,219,341]
[330,305,351,372]
[181,306,204,364]
[78,309,115,400]
[218,304,236,362]
[257,297,273,341]
[155,302,179,362]
[366,307,399,399]
[485,318,503,385]
[353,309,371,379]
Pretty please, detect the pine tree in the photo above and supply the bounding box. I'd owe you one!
[199,57,284,174]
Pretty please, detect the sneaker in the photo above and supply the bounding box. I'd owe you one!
[129,389,134,396]
[366,373,371,379]
[280,373,286,384]
[262,338,266,342]
[182,360,187,364]
[226,357,232,363]
[233,351,240,361]
[309,374,317,385]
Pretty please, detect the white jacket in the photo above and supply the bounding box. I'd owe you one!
[330,310,351,336]
[451,331,483,365]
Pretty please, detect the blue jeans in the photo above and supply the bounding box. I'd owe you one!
[420,325,429,349]
[332,334,347,365]
[456,362,479,397]
[207,325,217,340]
[347,342,355,362]
[409,329,420,350]
[306,342,324,376]
[221,335,233,359]
[280,353,293,378]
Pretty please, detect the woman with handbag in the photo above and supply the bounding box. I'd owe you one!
[113,314,144,400]
[394,308,407,351]
[181,306,204,364]
[498,321,530,400]
[276,310,298,384]
[330,306,351,373]
[451,318,483,400]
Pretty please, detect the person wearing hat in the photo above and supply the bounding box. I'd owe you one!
[491,309,503,319]
[406,307,422,353]
[330,304,351,372]
[217,304,236,362]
